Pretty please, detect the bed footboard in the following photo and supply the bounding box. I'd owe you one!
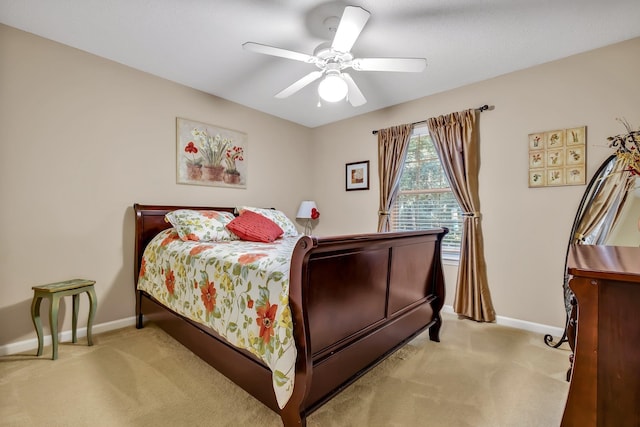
[286,228,448,423]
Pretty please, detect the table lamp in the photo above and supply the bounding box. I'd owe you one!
[296,201,320,235]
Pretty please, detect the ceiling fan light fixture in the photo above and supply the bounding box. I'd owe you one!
[318,73,348,102]
[244,6,422,107]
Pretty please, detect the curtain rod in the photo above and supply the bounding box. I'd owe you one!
[371,104,490,135]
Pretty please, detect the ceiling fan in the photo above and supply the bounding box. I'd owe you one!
[242,6,427,107]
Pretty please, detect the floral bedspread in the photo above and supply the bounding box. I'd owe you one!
[137,228,301,408]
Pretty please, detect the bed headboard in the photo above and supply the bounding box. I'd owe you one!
[133,203,236,283]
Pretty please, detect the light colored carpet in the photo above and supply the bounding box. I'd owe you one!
[0,313,570,426]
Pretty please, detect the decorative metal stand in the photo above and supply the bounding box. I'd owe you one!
[544,313,569,348]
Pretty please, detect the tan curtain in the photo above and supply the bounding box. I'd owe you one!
[427,109,495,322]
[377,124,413,232]
[574,156,634,244]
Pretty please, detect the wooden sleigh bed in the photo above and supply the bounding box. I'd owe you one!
[133,203,448,426]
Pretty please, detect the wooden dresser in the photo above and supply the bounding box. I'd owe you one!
[561,245,640,427]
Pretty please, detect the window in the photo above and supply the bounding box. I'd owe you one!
[391,127,463,259]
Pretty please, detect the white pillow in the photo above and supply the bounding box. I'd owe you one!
[165,209,237,242]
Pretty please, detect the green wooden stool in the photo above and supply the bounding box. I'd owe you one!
[31,279,97,360]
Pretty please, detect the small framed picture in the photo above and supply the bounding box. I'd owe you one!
[346,160,369,191]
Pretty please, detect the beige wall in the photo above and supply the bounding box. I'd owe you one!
[310,37,640,328]
[2,22,639,350]
[0,24,312,347]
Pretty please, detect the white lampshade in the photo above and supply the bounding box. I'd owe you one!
[297,200,319,235]
[318,74,348,102]
[296,200,318,219]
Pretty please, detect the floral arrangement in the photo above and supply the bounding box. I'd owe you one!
[607,118,640,176]
[183,141,201,165]
[192,128,232,167]
[224,145,244,174]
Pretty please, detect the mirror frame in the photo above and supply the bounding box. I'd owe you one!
[563,154,617,307]
[544,154,616,348]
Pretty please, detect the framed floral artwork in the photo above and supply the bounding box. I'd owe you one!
[528,126,586,187]
[346,160,369,191]
[176,117,247,188]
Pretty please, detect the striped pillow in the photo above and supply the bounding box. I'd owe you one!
[226,210,284,243]
[237,206,300,237]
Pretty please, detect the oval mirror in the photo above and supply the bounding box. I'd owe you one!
[545,153,639,348]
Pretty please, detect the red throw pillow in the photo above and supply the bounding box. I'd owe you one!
[226,210,284,243]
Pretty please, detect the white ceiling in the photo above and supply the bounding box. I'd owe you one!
[2,0,640,128]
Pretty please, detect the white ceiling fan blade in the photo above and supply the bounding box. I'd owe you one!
[342,73,366,107]
[331,6,370,53]
[352,57,427,72]
[243,42,315,63]
[275,71,323,98]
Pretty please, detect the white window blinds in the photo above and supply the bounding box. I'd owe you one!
[391,128,463,258]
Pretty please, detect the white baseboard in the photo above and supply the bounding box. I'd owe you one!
[2,308,565,356]
[0,316,137,357]
[442,305,565,338]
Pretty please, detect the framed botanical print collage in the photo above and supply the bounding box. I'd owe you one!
[528,126,586,187]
